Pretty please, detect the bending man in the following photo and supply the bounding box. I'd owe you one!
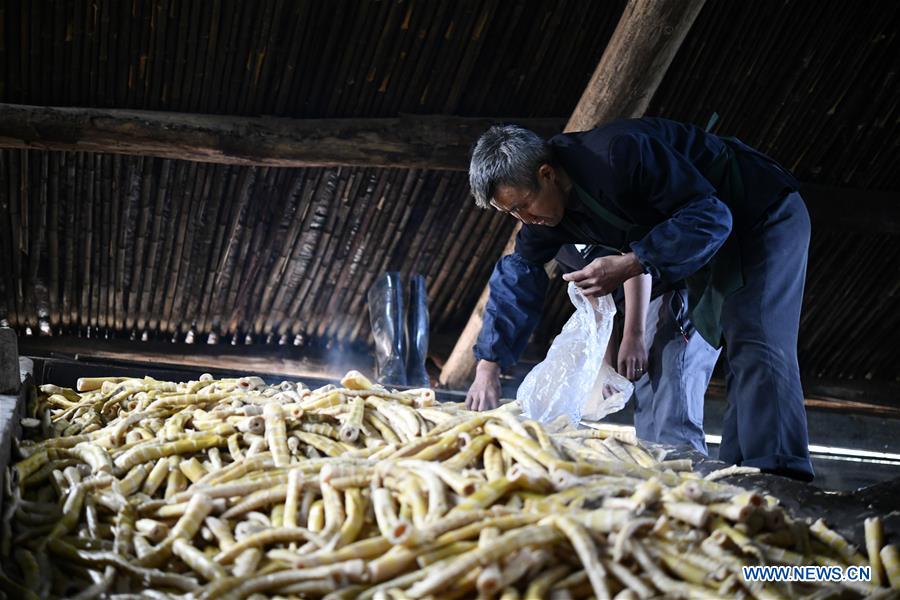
[463,118,813,481]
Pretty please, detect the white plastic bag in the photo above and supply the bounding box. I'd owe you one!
[518,282,634,425]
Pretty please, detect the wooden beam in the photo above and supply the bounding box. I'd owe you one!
[439,0,708,388]
[3,108,893,229]
[0,103,564,171]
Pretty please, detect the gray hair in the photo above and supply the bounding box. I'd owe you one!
[468,124,552,209]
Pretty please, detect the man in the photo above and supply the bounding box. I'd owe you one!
[464,118,813,481]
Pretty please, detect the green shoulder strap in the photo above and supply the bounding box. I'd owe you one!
[571,181,634,232]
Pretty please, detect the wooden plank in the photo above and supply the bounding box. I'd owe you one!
[19,335,360,382]
[705,378,900,419]
[439,0,708,387]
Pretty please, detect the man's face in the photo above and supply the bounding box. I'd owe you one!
[490,164,567,227]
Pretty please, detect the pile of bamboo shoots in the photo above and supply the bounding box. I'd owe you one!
[1,370,897,599]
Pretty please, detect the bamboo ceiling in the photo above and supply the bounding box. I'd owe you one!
[0,0,898,387]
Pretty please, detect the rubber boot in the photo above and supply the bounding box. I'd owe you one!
[405,274,430,387]
[367,272,407,386]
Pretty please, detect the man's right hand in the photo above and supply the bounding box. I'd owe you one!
[465,360,501,411]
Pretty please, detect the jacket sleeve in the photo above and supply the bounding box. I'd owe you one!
[472,225,563,369]
[610,133,734,283]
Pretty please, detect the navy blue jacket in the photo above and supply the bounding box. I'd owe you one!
[474,117,799,369]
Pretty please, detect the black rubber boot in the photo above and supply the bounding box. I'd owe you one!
[367,272,407,386]
[405,274,430,387]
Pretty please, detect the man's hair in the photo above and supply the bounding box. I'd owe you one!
[468,124,551,209]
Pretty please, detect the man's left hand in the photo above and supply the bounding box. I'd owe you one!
[562,253,645,298]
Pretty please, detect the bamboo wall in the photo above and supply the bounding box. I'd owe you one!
[0,151,516,350]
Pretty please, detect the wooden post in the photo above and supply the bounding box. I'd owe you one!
[566,0,708,132]
[439,0,707,389]
[0,328,19,395]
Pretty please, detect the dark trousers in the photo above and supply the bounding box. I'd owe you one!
[719,191,814,479]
